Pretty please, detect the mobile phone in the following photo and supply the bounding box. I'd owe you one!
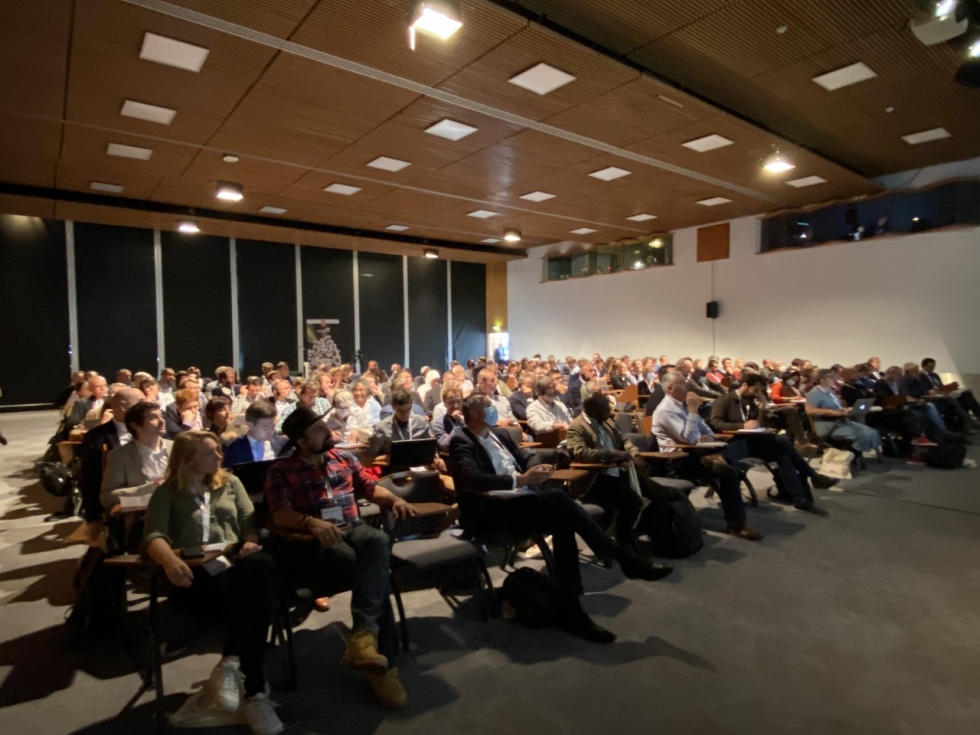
[182,545,205,559]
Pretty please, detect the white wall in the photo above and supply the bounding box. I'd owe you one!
[508,218,980,378]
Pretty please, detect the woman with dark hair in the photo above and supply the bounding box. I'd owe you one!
[206,396,239,442]
[100,401,170,511]
[143,431,281,735]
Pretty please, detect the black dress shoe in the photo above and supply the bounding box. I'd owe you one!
[810,473,838,489]
[616,548,673,581]
[557,609,617,644]
[793,500,829,516]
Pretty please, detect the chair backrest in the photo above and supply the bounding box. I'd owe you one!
[232,460,277,497]
[624,433,652,452]
[535,427,566,449]
[613,411,635,435]
[504,425,523,446]
[641,415,653,437]
[377,471,447,539]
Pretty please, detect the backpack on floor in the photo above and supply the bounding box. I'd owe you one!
[922,441,966,469]
[498,567,560,628]
[63,547,123,648]
[637,485,704,559]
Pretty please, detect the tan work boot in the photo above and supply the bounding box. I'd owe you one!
[341,630,388,676]
[368,667,408,709]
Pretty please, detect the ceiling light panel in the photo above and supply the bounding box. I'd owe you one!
[786,175,827,188]
[519,191,556,202]
[90,182,124,193]
[367,156,411,172]
[386,225,410,231]
[589,166,632,181]
[259,206,287,214]
[682,134,733,153]
[812,61,877,91]
[508,63,577,95]
[139,32,209,72]
[481,238,501,244]
[697,197,732,206]
[570,227,597,235]
[626,213,657,222]
[424,119,478,141]
[107,142,152,160]
[902,127,951,145]
[324,183,362,195]
[468,210,500,218]
[120,100,176,125]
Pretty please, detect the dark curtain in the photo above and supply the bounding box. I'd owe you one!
[407,256,448,373]
[236,239,297,378]
[357,252,404,374]
[450,262,486,365]
[301,246,355,367]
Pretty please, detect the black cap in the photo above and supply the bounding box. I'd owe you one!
[280,404,327,445]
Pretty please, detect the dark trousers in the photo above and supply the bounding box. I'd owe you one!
[726,434,814,505]
[167,552,277,697]
[673,454,746,528]
[765,406,811,445]
[867,409,925,451]
[582,473,642,551]
[958,390,980,418]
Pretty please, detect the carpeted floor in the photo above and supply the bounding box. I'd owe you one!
[1,410,979,735]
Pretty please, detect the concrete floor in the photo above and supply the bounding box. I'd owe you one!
[1,410,979,735]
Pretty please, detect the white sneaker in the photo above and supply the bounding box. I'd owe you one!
[206,658,244,714]
[243,693,284,735]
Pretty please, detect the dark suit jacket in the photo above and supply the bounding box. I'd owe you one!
[872,379,905,406]
[921,372,945,391]
[509,390,532,422]
[79,421,121,520]
[565,414,636,463]
[900,375,927,399]
[448,426,533,533]
[567,374,585,416]
[222,434,288,469]
[643,383,667,417]
[65,397,97,432]
[840,382,872,407]
[708,391,757,432]
[423,385,441,417]
[609,372,630,390]
[164,402,192,439]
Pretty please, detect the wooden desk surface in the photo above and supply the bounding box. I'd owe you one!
[551,469,589,482]
[637,451,689,459]
[518,441,542,449]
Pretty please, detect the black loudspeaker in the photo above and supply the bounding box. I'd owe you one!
[706,301,719,319]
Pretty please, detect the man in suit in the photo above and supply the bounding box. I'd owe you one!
[840,366,935,452]
[566,360,595,417]
[65,374,109,433]
[211,367,239,399]
[903,362,976,432]
[100,401,171,512]
[56,370,87,410]
[223,399,287,468]
[608,360,630,391]
[566,392,645,553]
[920,357,980,422]
[508,373,535,422]
[643,366,671,417]
[676,358,723,400]
[449,394,671,644]
[78,387,144,521]
[874,366,948,438]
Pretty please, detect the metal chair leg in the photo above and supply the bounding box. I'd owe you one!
[389,575,410,653]
[532,535,556,578]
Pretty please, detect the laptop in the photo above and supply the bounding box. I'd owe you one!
[232,459,277,499]
[847,398,875,420]
[388,438,438,468]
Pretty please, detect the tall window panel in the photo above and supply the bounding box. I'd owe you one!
[0,216,69,405]
[75,222,157,379]
[161,232,233,377]
[407,256,448,372]
[236,239,297,377]
[450,261,486,365]
[301,246,355,367]
[357,252,404,373]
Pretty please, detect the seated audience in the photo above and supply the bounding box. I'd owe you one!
[143,431,280,734]
[223,400,287,468]
[873,366,947,438]
[839,366,934,454]
[101,401,170,510]
[508,373,535,422]
[526,375,571,437]
[420,370,443,417]
[365,389,438,467]
[205,396,240,443]
[431,383,464,452]
[211,367,239,399]
[276,361,294,386]
[608,360,630,390]
[65,374,108,432]
[676,358,723,399]
[903,362,977,432]
[264,406,414,707]
[920,357,980,421]
[166,388,203,438]
[278,381,329,431]
[352,379,382,426]
[158,367,177,396]
[379,370,426,419]
[566,360,596,417]
[475,368,518,428]
[232,377,265,414]
[449,394,671,644]
[115,369,133,387]
[808,369,882,453]
[79,387,145,521]
[326,389,372,444]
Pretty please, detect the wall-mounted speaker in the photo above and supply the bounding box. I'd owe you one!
[706,300,719,319]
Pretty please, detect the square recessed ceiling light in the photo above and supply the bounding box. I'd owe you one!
[259,206,288,214]
[626,213,657,222]
[902,127,951,145]
[812,61,877,91]
[107,142,152,160]
[424,119,478,141]
[481,237,501,244]
[682,134,733,153]
[589,166,632,181]
[697,197,732,206]
[367,156,411,172]
[570,227,597,235]
[90,182,124,194]
[324,183,362,195]
[120,100,176,125]
[508,62,576,95]
[386,224,409,231]
[786,175,827,188]
[139,32,209,72]
[520,191,556,202]
[468,210,500,219]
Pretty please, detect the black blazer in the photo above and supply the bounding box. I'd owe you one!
[65,396,97,432]
[509,391,532,422]
[79,421,121,521]
[164,402,192,439]
[609,372,630,391]
[872,379,904,405]
[448,426,533,533]
[643,383,667,417]
[567,374,585,416]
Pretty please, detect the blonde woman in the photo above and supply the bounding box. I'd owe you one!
[142,431,282,735]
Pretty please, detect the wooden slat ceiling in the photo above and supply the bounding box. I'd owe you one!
[3,0,940,263]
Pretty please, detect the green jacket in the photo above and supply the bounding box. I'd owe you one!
[142,474,255,553]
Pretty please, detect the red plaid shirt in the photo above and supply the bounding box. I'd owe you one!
[264,450,377,524]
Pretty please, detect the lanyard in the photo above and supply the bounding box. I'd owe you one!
[740,400,749,422]
[195,492,211,544]
[393,421,410,441]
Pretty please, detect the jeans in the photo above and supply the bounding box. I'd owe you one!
[909,402,946,433]
[167,551,277,697]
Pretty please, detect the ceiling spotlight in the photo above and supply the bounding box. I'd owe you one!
[503,228,522,243]
[969,37,980,58]
[178,221,200,233]
[762,151,795,174]
[222,154,239,163]
[216,181,244,201]
[649,238,664,249]
[424,248,439,259]
[408,1,462,50]
[936,0,957,19]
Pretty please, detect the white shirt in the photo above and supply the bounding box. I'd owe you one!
[232,394,259,414]
[475,430,520,487]
[138,439,169,480]
[114,420,133,446]
[488,392,515,422]
[156,391,175,409]
[247,434,275,461]
[652,396,714,450]
[526,398,571,435]
[158,382,175,395]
